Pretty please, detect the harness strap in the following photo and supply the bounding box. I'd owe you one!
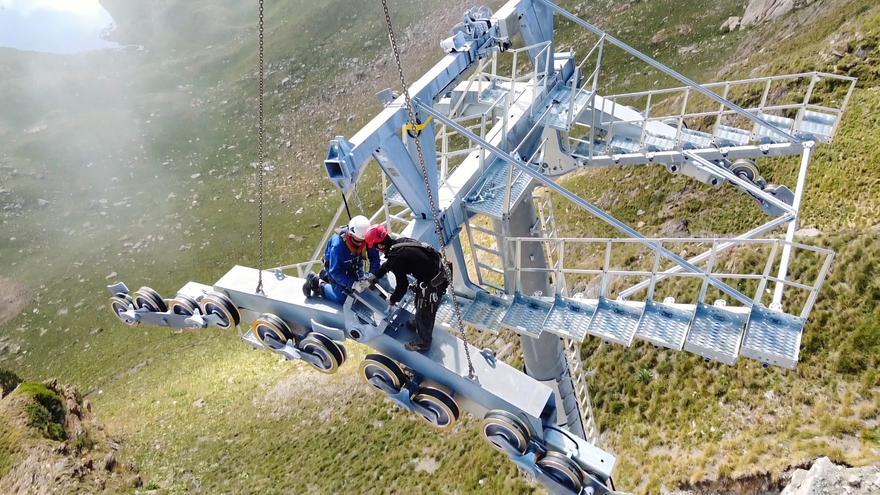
[390,241,449,287]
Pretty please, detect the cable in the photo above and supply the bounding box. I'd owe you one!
[340,190,353,220]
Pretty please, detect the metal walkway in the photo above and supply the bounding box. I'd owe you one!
[454,235,835,370]
[454,290,806,369]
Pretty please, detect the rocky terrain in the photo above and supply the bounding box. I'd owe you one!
[721,0,819,31]
[781,457,880,494]
[0,377,141,494]
[668,457,880,494]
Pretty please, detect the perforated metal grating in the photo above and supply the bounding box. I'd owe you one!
[463,161,534,219]
[587,298,642,346]
[683,302,748,365]
[544,85,595,130]
[740,305,805,369]
[635,299,693,350]
[384,183,406,206]
[500,293,551,338]
[543,295,597,341]
[434,296,471,332]
[462,291,509,333]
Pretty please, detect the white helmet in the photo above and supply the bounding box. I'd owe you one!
[348,215,370,240]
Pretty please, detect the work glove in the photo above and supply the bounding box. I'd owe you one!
[352,273,377,293]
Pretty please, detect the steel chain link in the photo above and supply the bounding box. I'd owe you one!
[379,0,476,380]
[255,0,266,295]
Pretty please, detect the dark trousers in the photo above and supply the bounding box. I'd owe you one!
[412,282,448,346]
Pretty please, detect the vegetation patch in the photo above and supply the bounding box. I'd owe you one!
[834,314,880,375]
[16,382,66,442]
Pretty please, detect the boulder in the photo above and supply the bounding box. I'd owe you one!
[103,452,116,472]
[742,0,794,27]
[650,29,669,45]
[721,16,741,32]
[659,218,690,237]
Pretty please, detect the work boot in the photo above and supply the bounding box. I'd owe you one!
[303,273,320,298]
[405,341,430,352]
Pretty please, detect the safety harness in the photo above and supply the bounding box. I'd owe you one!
[389,241,452,289]
[321,226,370,288]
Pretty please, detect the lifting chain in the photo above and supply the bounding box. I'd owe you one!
[379,0,477,380]
[255,0,266,295]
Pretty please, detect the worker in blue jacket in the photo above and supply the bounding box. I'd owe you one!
[302,215,380,304]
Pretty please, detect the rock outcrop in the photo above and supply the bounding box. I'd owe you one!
[742,0,795,27]
[666,457,880,494]
[740,0,820,28]
[720,16,742,32]
[781,457,880,495]
[0,379,141,494]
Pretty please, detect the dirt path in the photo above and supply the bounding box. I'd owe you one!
[0,278,30,326]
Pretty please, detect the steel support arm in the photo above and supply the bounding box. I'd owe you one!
[324,50,476,217]
[323,1,532,206]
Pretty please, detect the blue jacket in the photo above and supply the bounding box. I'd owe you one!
[323,227,380,289]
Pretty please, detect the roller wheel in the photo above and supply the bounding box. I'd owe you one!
[731,159,759,183]
[360,354,406,393]
[481,409,532,456]
[168,295,199,316]
[133,287,166,313]
[537,451,584,493]
[299,333,343,373]
[412,385,460,430]
[251,313,294,349]
[330,339,347,365]
[199,292,240,330]
[109,294,138,327]
[310,332,346,367]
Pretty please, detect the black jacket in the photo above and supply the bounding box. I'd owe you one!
[375,237,444,304]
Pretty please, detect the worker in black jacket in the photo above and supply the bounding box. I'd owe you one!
[356,224,450,352]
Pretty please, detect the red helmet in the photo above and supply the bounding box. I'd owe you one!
[364,224,389,249]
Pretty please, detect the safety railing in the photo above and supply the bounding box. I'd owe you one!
[504,236,834,319]
[569,71,856,159]
[438,46,549,177]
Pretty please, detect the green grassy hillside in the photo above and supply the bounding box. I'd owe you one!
[0,0,877,493]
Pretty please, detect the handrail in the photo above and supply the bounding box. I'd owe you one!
[594,103,847,125]
[539,0,805,144]
[420,100,757,307]
[603,71,856,101]
[504,236,833,318]
[502,236,834,255]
